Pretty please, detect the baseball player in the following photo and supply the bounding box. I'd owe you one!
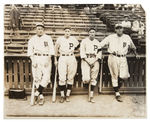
[80,28,102,103]
[27,23,55,105]
[55,25,79,103]
[99,23,136,102]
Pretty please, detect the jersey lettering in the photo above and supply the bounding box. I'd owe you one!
[69,43,74,49]
[94,45,98,51]
[123,42,127,48]
[44,41,48,47]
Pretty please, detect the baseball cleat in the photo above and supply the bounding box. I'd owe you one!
[66,96,70,102]
[116,96,123,102]
[39,98,45,105]
[60,97,65,103]
[38,94,45,105]
[34,91,40,105]
[89,97,95,103]
[34,96,39,105]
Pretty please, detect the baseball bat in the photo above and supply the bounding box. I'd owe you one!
[30,80,35,106]
[88,66,92,102]
[99,59,103,93]
[52,65,58,103]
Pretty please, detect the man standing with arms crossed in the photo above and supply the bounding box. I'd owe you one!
[99,23,136,102]
[55,25,79,103]
[80,28,102,103]
[28,23,55,105]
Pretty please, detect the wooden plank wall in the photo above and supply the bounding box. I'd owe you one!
[4,56,146,95]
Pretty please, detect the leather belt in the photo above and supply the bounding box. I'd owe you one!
[61,53,73,56]
[86,54,96,58]
[34,53,49,56]
[110,53,126,57]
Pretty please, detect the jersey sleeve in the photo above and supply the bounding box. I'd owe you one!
[128,35,136,49]
[73,37,79,47]
[27,37,34,57]
[55,37,61,47]
[80,39,87,59]
[48,36,55,55]
[99,35,110,48]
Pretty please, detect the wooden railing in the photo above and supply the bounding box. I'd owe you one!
[4,55,146,95]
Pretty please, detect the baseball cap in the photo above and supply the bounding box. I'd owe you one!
[64,25,71,30]
[36,23,44,28]
[115,23,123,29]
[88,27,96,32]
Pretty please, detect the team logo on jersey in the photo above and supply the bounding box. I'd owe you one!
[94,45,98,51]
[69,43,74,49]
[123,42,127,48]
[44,41,48,47]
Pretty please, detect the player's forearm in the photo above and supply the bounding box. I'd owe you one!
[74,43,80,50]
[99,39,108,49]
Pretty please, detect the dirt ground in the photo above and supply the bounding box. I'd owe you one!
[4,94,146,118]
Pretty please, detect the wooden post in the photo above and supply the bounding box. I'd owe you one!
[25,59,29,88]
[14,59,18,88]
[19,59,24,89]
[8,59,13,88]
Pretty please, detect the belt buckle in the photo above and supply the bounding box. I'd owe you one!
[86,54,90,58]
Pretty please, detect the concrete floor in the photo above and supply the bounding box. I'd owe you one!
[4,94,146,118]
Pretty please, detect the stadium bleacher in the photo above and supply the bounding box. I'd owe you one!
[4,5,108,55]
[4,4,146,55]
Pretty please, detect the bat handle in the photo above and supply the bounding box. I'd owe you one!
[52,66,58,103]
[99,59,103,93]
[30,81,35,106]
[88,68,92,102]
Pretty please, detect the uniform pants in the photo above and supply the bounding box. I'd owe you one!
[108,54,130,87]
[58,55,77,86]
[81,60,99,86]
[32,56,52,88]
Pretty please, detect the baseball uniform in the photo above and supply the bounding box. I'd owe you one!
[27,34,55,88]
[55,36,79,86]
[99,33,136,87]
[80,37,102,86]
